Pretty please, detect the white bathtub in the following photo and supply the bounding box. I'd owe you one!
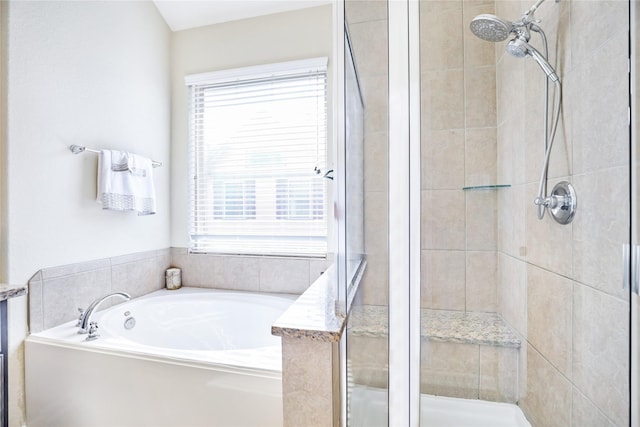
[25,287,296,427]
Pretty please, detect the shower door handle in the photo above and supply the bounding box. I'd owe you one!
[623,244,639,295]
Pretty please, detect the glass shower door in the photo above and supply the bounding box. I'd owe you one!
[419,0,631,426]
[343,0,390,425]
[340,0,632,424]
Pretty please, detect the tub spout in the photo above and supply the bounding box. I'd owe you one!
[78,292,130,335]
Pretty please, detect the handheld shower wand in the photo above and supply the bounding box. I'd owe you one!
[505,37,559,82]
[469,0,575,223]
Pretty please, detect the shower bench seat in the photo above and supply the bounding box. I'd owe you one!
[347,307,521,403]
[349,306,521,348]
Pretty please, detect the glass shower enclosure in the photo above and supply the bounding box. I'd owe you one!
[341,0,633,426]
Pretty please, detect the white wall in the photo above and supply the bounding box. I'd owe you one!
[5,1,171,282]
[2,1,171,424]
[2,3,332,424]
[170,5,333,247]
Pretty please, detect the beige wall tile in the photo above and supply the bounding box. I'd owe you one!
[347,334,388,389]
[496,52,525,127]
[364,106,387,135]
[572,167,629,300]
[422,129,465,190]
[422,68,465,130]
[573,283,629,427]
[282,338,338,427]
[520,344,571,427]
[365,190,388,256]
[421,250,466,311]
[219,256,260,292]
[360,74,388,117]
[259,258,310,294]
[526,265,572,377]
[465,65,496,128]
[27,279,43,333]
[360,252,388,306]
[523,68,572,184]
[496,109,525,186]
[497,185,526,259]
[345,0,387,25]
[570,1,628,67]
[465,127,497,188]
[462,1,496,68]
[420,340,480,398]
[42,267,112,330]
[479,345,518,403]
[421,190,466,250]
[364,131,388,193]
[525,180,573,277]
[466,190,497,251]
[571,33,629,174]
[111,257,165,299]
[420,0,463,71]
[41,258,111,280]
[497,253,526,336]
[571,387,617,427]
[171,253,224,288]
[466,251,496,312]
[347,20,389,78]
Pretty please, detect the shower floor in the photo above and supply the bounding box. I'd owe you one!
[349,385,531,427]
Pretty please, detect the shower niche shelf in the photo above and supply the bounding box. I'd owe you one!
[462,184,511,191]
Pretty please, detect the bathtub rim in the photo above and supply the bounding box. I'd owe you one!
[25,333,283,379]
[27,286,298,376]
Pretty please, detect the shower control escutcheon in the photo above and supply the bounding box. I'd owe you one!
[545,181,577,224]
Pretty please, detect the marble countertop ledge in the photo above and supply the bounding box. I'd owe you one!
[272,265,346,343]
[0,283,28,301]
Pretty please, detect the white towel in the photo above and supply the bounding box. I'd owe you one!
[97,149,157,216]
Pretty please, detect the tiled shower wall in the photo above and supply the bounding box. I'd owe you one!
[350,0,499,309]
[420,0,498,313]
[28,248,329,333]
[495,1,629,426]
[350,2,630,426]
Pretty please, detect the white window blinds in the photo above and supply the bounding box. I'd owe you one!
[186,58,328,256]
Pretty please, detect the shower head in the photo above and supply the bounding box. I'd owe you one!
[469,14,513,42]
[506,37,560,82]
[505,36,529,58]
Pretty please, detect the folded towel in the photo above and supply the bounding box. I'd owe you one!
[97,149,157,216]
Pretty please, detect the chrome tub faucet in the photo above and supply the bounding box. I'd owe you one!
[77,292,131,341]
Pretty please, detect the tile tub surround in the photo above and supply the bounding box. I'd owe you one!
[28,248,330,334]
[171,247,331,295]
[28,249,171,333]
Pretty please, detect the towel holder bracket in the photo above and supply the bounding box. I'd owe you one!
[68,145,162,168]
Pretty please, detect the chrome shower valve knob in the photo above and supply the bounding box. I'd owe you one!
[534,181,577,225]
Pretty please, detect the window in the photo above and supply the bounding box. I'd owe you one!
[186,58,328,256]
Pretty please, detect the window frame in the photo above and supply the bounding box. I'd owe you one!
[185,57,329,257]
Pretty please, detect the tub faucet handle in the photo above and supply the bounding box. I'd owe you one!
[78,292,131,335]
[76,308,85,327]
[86,322,100,341]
